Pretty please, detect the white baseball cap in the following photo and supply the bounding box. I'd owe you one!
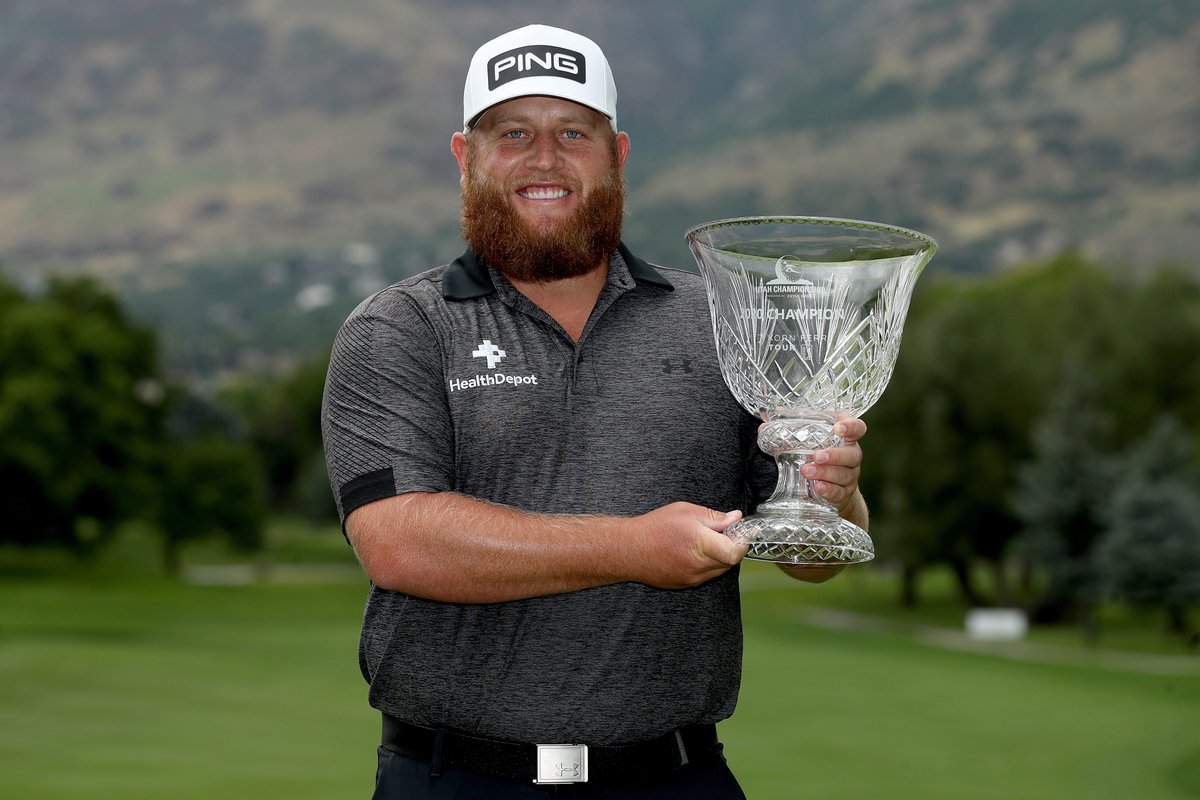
[462,24,618,131]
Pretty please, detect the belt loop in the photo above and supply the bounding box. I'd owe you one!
[673,729,689,767]
[429,729,446,778]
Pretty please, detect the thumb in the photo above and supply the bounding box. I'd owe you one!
[702,523,750,566]
[703,509,743,532]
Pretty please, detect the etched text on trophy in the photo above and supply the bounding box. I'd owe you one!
[737,307,846,322]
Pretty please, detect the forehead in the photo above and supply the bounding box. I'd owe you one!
[473,95,609,130]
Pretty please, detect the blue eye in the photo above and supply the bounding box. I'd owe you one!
[562,130,582,140]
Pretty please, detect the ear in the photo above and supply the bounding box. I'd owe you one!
[615,131,630,170]
[450,131,470,179]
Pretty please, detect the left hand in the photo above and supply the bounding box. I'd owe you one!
[801,414,866,516]
[776,415,867,583]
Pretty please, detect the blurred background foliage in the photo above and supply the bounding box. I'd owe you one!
[1,0,1198,646]
[3,253,1198,645]
[862,256,1200,643]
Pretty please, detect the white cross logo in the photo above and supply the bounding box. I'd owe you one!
[471,339,507,369]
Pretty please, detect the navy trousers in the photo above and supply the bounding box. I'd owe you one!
[371,744,749,799]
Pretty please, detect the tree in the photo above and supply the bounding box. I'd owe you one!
[1012,366,1115,636]
[0,276,164,552]
[154,436,267,576]
[1094,418,1200,646]
[868,259,1101,606]
[866,254,1189,610]
[0,274,270,573]
[217,356,330,515]
[1100,269,1200,439]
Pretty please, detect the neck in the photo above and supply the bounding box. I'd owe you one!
[507,260,609,343]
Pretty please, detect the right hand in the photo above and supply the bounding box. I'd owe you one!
[626,503,749,589]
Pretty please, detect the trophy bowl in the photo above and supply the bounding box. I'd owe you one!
[686,216,937,564]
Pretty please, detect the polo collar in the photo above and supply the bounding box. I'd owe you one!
[441,243,674,301]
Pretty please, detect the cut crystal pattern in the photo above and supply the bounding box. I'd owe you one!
[730,515,875,564]
[758,420,840,455]
[687,216,936,565]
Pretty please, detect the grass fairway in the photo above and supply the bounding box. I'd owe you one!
[730,564,1200,799]
[0,571,379,798]
[1,541,1198,799]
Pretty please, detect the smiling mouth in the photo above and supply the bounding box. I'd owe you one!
[518,186,572,200]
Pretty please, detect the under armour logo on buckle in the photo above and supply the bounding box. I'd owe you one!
[661,359,693,374]
[472,339,507,369]
[556,762,580,778]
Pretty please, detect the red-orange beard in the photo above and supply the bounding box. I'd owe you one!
[460,162,625,284]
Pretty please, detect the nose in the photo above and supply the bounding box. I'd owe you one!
[524,135,563,171]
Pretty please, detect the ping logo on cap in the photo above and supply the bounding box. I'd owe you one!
[488,45,587,90]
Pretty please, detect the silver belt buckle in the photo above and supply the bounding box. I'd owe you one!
[534,743,589,784]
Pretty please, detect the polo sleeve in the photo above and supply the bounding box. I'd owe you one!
[321,294,454,526]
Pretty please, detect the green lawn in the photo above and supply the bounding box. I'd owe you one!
[1,529,1198,799]
[732,564,1200,799]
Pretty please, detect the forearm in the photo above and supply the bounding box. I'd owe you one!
[348,492,622,602]
[347,492,745,603]
[838,487,869,532]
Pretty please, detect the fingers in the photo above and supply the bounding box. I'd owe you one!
[702,508,742,532]
[699,508,747,566]
[803,454,860,501]
[814,417,866,471]
[632,504,748,588]
[805,441,861,486]
[803,463,856,488]
[832,415,867,444]
[810,479,859,510]
[807,417,865,508]
[812,444,861,469]
[702,527,749,566]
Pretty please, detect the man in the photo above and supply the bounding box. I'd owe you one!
[322,24,868,798]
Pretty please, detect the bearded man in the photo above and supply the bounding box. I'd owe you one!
[321,24,868,800]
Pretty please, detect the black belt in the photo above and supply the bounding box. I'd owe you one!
[381,714,721,784]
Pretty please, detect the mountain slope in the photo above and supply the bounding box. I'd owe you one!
[1,0,1197,373]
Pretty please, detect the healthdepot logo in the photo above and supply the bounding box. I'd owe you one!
[450,339,539,393]
[472,339,507,369]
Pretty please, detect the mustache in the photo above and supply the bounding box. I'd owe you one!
[503,174,583,195]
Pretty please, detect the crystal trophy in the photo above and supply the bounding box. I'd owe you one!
[686,216,936,564]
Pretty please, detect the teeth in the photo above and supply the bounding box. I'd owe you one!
[521,187,569,200]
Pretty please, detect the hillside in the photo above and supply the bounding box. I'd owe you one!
[2,0,1197,373]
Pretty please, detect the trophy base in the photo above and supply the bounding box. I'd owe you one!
[727,508,875,565]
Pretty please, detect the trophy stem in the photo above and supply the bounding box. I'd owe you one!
[727,418,875,565]
[770,451,824,507]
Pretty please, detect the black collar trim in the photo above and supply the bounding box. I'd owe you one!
[441,243,675,300]
[619,243,676,291]
[441,250,494,300]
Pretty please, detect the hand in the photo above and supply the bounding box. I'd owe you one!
[801,415,866,516]
[779,415,865,584]
[626,503,749,589]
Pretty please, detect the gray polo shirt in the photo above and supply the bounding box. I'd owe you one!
[322,243,775,745]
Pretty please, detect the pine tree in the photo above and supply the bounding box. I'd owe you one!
[1095,417,1200,646]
